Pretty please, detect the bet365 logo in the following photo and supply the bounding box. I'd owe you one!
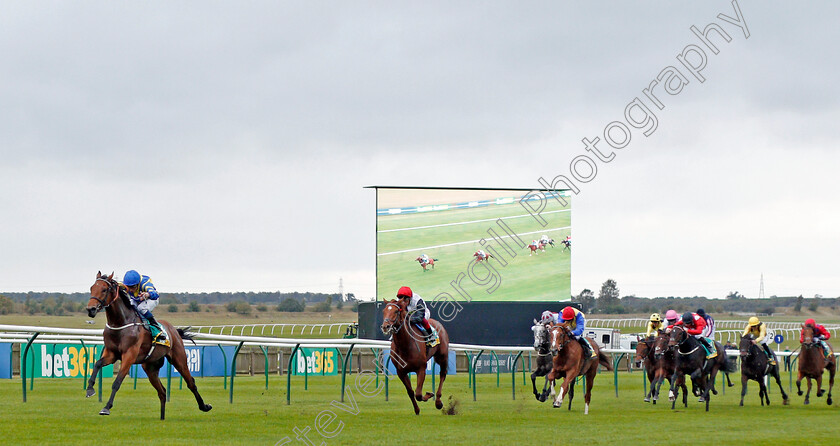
[40,345,95,378]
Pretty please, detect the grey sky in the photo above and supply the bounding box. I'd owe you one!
[1,1,837,300]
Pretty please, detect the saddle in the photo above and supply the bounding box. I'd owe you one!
[700,338,717,359]
[140,318,170,347]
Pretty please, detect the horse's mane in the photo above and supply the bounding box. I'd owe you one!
[117,285,132,307]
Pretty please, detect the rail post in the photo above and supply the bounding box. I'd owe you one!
[79,339,88,390]
[218,344,228,390]
[229,341,244,404]
[472,350,484,401]
[340,344,355,402]
[466,352,473,389]
[491,351,499,387]
[21,332,40,402]
[385,355,391,401]
[612,353,625,398]
[286,344,301,405]
[166,360,172,402]
[511,351,523,400]
[259,346,269,390]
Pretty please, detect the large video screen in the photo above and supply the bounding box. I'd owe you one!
[376,187,571,302]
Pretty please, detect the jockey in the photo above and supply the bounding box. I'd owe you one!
[664,310,680,328]
[645,313,664,338]
[801,318,832,356]
[559,306,596,358]
[744,316,777,366]
[697,308,715,338]
[396,286,438,347]
[565,235,571,243]
[474,250,487,261]
[122,270,165,342]
[531,240,539,248]
[675,311,715,358]
[539,234,550,245]
[540,310,559,324]
[419,253,429,264]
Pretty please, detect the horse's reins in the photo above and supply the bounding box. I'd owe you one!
[382,302,404,335]
[90,277,118,312]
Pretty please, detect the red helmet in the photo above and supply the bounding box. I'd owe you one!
[561,307,576,321]
[397,286,413,299]
[805,318,816,326]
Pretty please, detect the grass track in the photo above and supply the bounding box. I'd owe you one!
[2,370,838,445]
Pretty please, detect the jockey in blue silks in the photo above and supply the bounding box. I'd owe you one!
[559,306,595,358]
[122,270,165,342]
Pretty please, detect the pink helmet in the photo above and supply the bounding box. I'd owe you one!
[665,310,678,320]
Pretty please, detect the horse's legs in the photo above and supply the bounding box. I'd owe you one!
[796,370,804,397]
[583,369,596,415]
[142,359,167,420]
[85,348,116,398]
[100,350,137,415]
[397,371,420,415]
[805,377,812,405]
[413,366,433,402]
[531,372,540,400]
[168,347,212,412]
[554,372,577,408]
[815,373,824,398]
[433,354,447,410]
[567,378,575,410]
[739,373,749,406]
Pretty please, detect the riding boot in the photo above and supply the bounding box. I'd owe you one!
[578,337,595,358]
[762,344,777,366]
[698,337,715,358]
[145,314,166,341]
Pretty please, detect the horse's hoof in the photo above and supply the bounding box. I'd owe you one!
[201,404,213,412]
[644,397,650,403]
[99,408,110,416]
[817,390,825,397]
[739,401,744,406]
[698,397,705,403]
[435,400,443,410]
[553,402,560,408]
[86,388,95,398]
[783,399,790,406]
[827,398,833,406]
[711,389,718,395]
[797,391,803,396]
[804,400,810,405]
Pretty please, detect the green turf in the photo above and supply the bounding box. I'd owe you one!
[377,200,572,302]
[2,369,838,445]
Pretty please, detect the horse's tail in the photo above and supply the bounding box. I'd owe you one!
[177,327,197,346]
[598,350,613,371]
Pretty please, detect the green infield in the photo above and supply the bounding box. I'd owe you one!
[377,197,571,302]
[1,370,838,445]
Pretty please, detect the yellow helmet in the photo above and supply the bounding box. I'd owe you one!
[748,316,760,327]
[650,313,662,322]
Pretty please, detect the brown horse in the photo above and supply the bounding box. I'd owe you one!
[634,336,658,403]
[652,330,683,405]
[381,299,449,414]
[85,272,212,419]
[547,324,613,414]
[796,324,836,405]
[416,256,437,271]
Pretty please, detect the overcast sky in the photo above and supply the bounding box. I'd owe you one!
[1,1,838,300]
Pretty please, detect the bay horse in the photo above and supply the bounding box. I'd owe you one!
[85,272,212,419]
[531,320,572,404]
[560,240,571,252]
[547,324,613,414]
[634,336,658,403]
[739,334,788,406]
[381,299,449,414]
[652,330,682,405]
[473,251,493,262]
[415,256,437,271]
[667,325,735,411]
[526,243,540,256]
[796,324,836,405]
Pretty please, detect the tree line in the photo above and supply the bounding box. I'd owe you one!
[572,279,839,316]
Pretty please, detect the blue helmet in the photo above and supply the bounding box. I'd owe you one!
[123,270,141,286]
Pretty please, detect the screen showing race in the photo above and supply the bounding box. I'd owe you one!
[376,187,571,302]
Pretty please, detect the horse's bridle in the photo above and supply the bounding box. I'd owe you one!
[381,302,404,335]
[550,325,572,355]
[90,277,118,314]
[533,324,551,356]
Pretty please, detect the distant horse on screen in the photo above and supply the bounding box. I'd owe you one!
[416,256,437,271]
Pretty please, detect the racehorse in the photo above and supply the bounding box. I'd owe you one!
[526,243,540,256]
[416,256,437,271]
[634,336,658,403]
[667,325,736,411]
[652,330,682,404]
[547,324,613,414]
[739,334,789,406]
[85,272,212,419]
[530,321,574,405]
[381,299,450,414]
[473,251,493,262]
[560,240,571,252]
[796,324,836,405]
